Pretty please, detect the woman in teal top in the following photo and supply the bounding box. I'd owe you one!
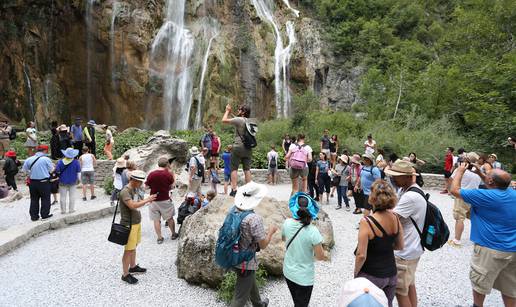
[282,193,326,307]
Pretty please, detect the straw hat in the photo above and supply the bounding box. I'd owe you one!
[57,124,69,132]
[130,170,146,182]
[488,153,497,160]
[115,157,127,168]
[384,160,419,177]
[361,153,376,165]
[339,154,349,164]
[189,146,200,156]
[61,147,79,159]
[337,277,388,307]
[234,181,268,211]
[465,152,480,164]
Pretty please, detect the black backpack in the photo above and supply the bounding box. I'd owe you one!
[408,187,450,251]
[415,170,424,187]
[8,128,16,140]
[269,155,277,168]
[186,157,204,178]
[237,120,257,149]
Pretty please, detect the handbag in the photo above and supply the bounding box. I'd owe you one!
[108,199,132,245]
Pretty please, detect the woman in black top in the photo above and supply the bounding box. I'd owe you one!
[50,121,61,160]
[354,180,404,307]
[282,134,292,154]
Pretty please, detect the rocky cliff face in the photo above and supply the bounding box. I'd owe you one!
[0,0,360,130]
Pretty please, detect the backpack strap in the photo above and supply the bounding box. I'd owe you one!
[286,224,307,250]
[407,186,427,250]
[29,156,43,171]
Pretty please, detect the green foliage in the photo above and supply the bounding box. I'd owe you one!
[313,0,516,163]
[103,176,114,196]
[217,266,268,304]
[96,129,154,160]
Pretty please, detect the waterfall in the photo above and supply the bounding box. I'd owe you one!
[251,0,298,118]
[110,1,120,90]
[195,23,219,129]
[23,64,36,124]
[85,0,95,119]
[281,0,300,17]
[150,0,195,130]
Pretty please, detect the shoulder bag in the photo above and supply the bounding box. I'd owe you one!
[25,156,43,186]
[108,199,132,245]
[286,224,307,250]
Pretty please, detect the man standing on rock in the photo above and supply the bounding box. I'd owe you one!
[0,119,13,159]
[450,164,516,307]
[146,157,178,243]
[222,104,254,197]
[188,146,204,197]
[119,170,156,284]
[22,145,55,221]
[70,117,84,154]
[231,182,278,307]
[384,160,426,307]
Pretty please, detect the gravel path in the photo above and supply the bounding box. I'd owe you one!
[0,185,504,306]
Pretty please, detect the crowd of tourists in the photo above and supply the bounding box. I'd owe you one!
[1,110,515,307]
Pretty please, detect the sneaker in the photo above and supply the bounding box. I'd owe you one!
[91,195,96,200]
[83,197,87,201]
[171,233,179,240]
[261,298,269,307]
[31,217,39,222]
[353,209,362,215]
[229,189,237,197]
[121,274,138,284]
[440,190,449,194]
[335,206,342,210]
[129,264,147,274]
[41,214,53,220]
[346,206,351,212]
[157,237,164,244]
[448,239,462,247]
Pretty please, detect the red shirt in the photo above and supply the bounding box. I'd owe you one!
[444,153,453,172]
[145,169,174,201]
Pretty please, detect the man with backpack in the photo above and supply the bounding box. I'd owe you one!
[188,146,205,196]
[222,104,257,197]
[215,182,278,307]
[0,119,14,159]
[267,145,279,185]
[450,164,516,307]
[285,134,313,195]
[385,160,426,307]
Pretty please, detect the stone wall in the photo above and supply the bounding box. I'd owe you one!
[3,160,447,190]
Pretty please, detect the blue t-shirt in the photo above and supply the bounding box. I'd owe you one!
[222,151,231,175]
[317,160,329,173]
[282,219,323,286]
[56,159,81,185]
[70,124,83,142]
[360,166,381,195]
[461,188,516,252]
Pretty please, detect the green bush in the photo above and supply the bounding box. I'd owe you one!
[103,176,114,196]
[217,266,268,304]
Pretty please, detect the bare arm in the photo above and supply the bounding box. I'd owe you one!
[450,162,468,199]
[125,194,156,210]
[314,244,326,261]
[393,216,404,250]
[222,104,232,124]
[92,155,97,167]
[258,225,279,250]
[307,151,312,163]
[285,148,293,160]
[354,218,370,277]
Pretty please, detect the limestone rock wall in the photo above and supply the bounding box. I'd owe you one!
[0,0,361,130]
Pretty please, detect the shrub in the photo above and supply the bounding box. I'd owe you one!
[217,266,268,304]
[103,176,114,196]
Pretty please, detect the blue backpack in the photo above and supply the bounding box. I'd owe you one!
[215,206,256,269]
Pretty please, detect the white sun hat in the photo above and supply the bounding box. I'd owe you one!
[234,181,268,211]
[337,277,388,307]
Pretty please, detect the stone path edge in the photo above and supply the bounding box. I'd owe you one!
[0,206,115,257]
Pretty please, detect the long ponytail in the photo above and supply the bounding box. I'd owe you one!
[297,206,312,226]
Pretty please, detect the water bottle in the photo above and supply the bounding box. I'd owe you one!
[232,243,239,254]
[426,225,435,245]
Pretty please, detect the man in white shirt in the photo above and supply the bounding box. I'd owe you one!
[188,147,205,197]
[385,160,426,307]
[449,152,482,247]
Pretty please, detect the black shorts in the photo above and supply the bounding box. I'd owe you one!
[363,195,373,210]
[444,171,452,178]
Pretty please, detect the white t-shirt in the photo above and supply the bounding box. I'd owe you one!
[189,154,205,180]
[376,154,384,162]
[80,153,95,172]
[288,143,313,167]
[451,169,482,189]
[364,140,376,155]
[267,150,278,168]
[394,184,426,260]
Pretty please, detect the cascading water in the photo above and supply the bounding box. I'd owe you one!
[85,0,95,118]
[195,22,219,129]
[110,1,120,90]
[150,0,195,130]
[281,0,299,17]
[23,64,36,124]
[251,0,298,118]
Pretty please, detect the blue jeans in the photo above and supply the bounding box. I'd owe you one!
[336,185,349,207]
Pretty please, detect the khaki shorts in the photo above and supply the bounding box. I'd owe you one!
[289,167,308,179]
[453,198,471,220]
[149,200,175,221]
[470,244,516,298]
[395,257,420,296]
[125,223,141,251]
[189,178,202,194]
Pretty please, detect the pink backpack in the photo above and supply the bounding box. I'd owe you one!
[289,144,308,169]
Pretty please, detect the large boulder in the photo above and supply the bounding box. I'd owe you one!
[176,195,334,288]
[122,130,189,173]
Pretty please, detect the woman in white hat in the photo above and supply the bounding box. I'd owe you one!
[111,157,127,206]
[56,148,81,214]
[24,121,38,157]
[332,154,352,210]
[57,124,72,152]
